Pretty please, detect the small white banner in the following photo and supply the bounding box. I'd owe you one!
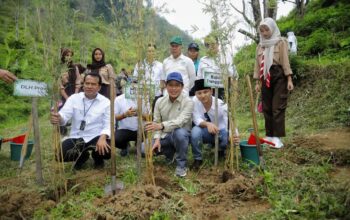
[124,82,137,100]
[204,71,224,88]
[14,79,48,97]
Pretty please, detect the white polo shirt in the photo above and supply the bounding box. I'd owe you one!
[114,94,138,131]
[133,60,164,96]
[163,54,196,94]
[59,92,111,142]
[192,96,228,131]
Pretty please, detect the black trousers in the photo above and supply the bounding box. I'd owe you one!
[115,129,138,149]
[60,136,111,165]
[261,65,288,137]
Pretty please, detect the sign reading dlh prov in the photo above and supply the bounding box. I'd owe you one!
[14,79,48,97]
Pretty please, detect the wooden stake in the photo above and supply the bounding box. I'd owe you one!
[245,75,264,167]
[214,87,219,167]
[110,79,117,195]
[32,97,44,185]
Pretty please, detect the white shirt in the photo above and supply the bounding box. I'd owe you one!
[133,60,164,96]
[114,94,138,131]
[192,96,228,131]
[163,54,196,94]
[59,92,111,142]
[197,56,238,81]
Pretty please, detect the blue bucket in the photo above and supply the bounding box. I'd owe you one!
[10,140,34,161]
[239,140,260,166]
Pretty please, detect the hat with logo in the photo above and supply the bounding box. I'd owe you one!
[166,72,183,84]
[170,36,183,45]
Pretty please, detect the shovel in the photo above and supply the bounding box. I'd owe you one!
[105,79,124,195]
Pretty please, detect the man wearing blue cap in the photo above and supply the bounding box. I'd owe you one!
[145,72,194,177]
[163,36,196,96]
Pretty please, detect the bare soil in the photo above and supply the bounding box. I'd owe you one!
[0,128,349,219]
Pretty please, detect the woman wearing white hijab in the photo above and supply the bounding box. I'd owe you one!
[253,17,294,148]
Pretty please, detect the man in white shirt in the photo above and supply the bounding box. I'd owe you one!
[190,79,228,170]
[50,73,111,170]
[134,43,165,111]
[163,36,196,95]
[197,34,238,100]
[133,44,165,97]
[145,72,194,177]
[114,93,138,157]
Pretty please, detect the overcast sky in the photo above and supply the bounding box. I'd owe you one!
[154,0,295,52]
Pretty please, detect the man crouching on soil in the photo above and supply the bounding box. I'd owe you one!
[50,73,111,170]
[145,72,194,177]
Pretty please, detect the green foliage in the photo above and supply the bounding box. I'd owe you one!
[121,166,138,185]
[0,0,193,127]
[150,211,171,220]
[254,148,350,220]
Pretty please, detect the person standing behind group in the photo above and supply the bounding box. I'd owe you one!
[133,43,165,110]
[86,48,116,99]
[163,36,196,96]
[59,48,81,106]
[187,42,200,96]
[197,34,238,101]
[254,17,294,149]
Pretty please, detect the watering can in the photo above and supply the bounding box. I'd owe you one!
[247,133,275,146]
[0,134,26,150]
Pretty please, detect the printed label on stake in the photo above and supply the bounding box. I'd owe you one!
[14,79,48,97]
[124,82,137,100]
[204,71,224,88]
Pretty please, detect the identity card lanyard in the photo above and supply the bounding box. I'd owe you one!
[80,98,96,131]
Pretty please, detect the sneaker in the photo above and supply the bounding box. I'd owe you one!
[272,137,284,149]
[120,148,128,157]
[264,136,273,142]
[175,166,187,177]
[190,160,203,171]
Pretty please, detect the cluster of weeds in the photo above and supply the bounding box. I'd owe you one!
[253,147,350,219]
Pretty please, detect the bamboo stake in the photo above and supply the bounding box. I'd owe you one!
[110,78,117,195]
[214,87,219,167]
[245,75,264,167]
[32,97,44,185]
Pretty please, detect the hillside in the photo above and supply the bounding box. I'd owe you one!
[0,0,349,219]
[0,0,194,127]
[234,0,350,131]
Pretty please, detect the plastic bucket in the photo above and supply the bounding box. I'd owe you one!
[239,140,260,167]
[10,140,34,161]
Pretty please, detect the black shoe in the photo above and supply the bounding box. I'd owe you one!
[190,160,203,171]
[93,160,104,169]
[73,152,89,170]
[120,148,128,157]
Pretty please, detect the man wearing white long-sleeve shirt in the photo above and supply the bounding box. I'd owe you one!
[190,79,228,170]
[163,36,196,95]
[50,73,111,170]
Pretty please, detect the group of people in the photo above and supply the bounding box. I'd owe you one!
[46,17,294,177]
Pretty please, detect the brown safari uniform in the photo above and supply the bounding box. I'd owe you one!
[253,39,292,137]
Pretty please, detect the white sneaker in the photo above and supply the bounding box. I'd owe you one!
[272,137,284,149]
[264,136,273,142]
